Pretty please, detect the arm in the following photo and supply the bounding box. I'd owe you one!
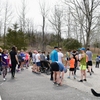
[15,55,19,64]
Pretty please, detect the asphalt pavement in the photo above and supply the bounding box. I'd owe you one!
[0,66,100,100]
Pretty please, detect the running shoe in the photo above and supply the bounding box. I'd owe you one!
[78,80,83,82]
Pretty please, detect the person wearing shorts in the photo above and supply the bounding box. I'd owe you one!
[86,48,93,75]
[56,61,66,86]
[50,62,59,84]
[35,50,41,73]
[79,47,88,82]
[68,55,75,79]
[50,46,58,80]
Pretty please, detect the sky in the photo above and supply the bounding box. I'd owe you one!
[2,0,61,27]
[1,0,66,37]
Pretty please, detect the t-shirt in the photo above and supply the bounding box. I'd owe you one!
[10,51,17,63]
[69,58,75,68]
[58,52,64,63]
[50,50,58,62]
[86,50,92,61]
[2,54,8,66]
[35,53,40,62]
[32,53,36,62]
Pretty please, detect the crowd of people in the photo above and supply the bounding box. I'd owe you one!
[0,46,99,87]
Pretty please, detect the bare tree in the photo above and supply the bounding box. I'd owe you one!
[3,1,13,48]
[16,0,28,32]
[39,1,49,51]
[49,5,64,47]
[64,0,100,47]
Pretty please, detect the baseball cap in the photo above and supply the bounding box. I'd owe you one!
[80,47,85,50]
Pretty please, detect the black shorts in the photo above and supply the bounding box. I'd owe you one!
[50,62,59,71]
[69,68,74,71]
[87,61,92,66]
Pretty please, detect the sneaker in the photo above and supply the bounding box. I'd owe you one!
[53,82,57,84]
[57,83,61,86]
[83,79,87,81]
[78,80,83,82]
[68,76,70,79]
[3,78,6,81]
[74,77,76,79]
[91,71,94,73]
[90,72,92,76]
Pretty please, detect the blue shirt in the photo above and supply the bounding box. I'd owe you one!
[50,50,58,62]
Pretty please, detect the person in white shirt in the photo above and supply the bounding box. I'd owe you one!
[32,50,37,72]
[35,50,41,73]
[58,48,64,64]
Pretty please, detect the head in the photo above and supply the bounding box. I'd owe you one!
[38,50,41,53]
[73,50,76,53]
[58,48,62,52]
[3,49,7,54]
[87,48,90,51]
[33,50,38,54]
[70,54,73,58]
[12,46,17,52]
[0,47,3,53]
[54,46,58,51]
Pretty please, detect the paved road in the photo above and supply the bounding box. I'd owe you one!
[0,67,99,100]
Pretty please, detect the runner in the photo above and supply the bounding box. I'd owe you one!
[1,49,8,81]
[86,48,93,75]
[68,54,75,79]
[35,50,41,73]
[50,46,58,81]
[32,50,37,72]
[79,47,88,82]
[10,46,19,78]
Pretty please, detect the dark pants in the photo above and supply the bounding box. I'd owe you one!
[11,62,17,78]
[96,62,99,68]
[74,62,77,75]
[50,71,53,80]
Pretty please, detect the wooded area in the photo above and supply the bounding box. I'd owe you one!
[0,0,100,51]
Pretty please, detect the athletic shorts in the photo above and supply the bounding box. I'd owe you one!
[33,62,35,64]
[21,59,24,62]
[36,62,41,67]
[69,68,74,71]
[50,62,59,71]
[87,61,92,66]
[80,65,86,70]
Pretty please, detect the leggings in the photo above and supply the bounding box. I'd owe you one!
[2,66,7,78]
[11,62,17,77]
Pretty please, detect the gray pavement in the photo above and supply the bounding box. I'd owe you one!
[0,66,100,100]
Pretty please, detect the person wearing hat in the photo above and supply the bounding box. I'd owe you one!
[79,47,88,82]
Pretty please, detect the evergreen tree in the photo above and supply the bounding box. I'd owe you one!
[6,23,27,50]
